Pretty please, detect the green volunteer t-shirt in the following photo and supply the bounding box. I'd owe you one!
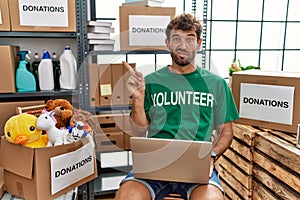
[144,66,239,141]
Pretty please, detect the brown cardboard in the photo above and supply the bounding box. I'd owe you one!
[0,46,19,93]
[0,167,4,199]
[0,0,10,31]
[0,137,98,200]
[89,64,100,107]
[9,0,76,32]
[96,114,123,133]
[0,100,44,136]
[99,64,112,106]
[112,64,125,105]
[94,132,124,152]
[119,6,175,50]
[123,63,135,105]
[232,70,300,133]
[124,132,132,150]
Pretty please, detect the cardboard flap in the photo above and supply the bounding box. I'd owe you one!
[0,137,34,179]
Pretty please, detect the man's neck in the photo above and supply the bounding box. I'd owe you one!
[168,63,197,74]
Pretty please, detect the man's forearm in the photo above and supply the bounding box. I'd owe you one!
[130,96,149,136]
[213,122,234,157]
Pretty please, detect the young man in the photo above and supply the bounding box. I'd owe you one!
[115,13,239,200]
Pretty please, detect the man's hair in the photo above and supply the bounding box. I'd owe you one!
[165,13,203,41]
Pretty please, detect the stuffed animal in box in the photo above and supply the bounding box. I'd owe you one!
[67,108,98,148]
[44,99,73,129]
[36,110,69,146]
[4,113,48,148]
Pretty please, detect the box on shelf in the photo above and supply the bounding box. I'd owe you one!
[96,114,123,133]
[9,0,76,32]
[0,0,11,31]
[94,132,125,152]
[94,112,133,152]
[0,46,19,94]
[232,70,300,133]
[89,63,135,107]
[119,6,175,51]
[0,137,97,200]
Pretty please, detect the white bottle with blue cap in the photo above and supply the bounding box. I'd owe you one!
[38,50,54,90]
[59,45,77,89]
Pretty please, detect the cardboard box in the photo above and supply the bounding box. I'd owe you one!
[0,46,20,93]
[0,167,4,199]
[99,64,112,106]
[119,6,175,50]
[96,114,123,133]
[0,100,44,135]
[98,63,135,106]
[94,132,124,152]
[89,64,100,107]
[0,137,97,200]
[0,0,10,31]
[232,70,300,133]
[9,0,76,32]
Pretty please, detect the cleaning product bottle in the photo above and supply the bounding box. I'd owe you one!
[16,51,36,92]
[25,51,32,73]
[59,45,77,90]
[31,52,41,91]
[38,50,54,90]
[52,52,61,90]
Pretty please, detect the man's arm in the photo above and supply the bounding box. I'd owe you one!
[213,122,234,157]
[130,95,149,136]
[209,122,234,176]
[123,61,149,137]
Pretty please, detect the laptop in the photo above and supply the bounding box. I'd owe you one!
[130,137,213,184]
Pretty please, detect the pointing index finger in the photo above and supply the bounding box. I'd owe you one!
[122,61,136,75]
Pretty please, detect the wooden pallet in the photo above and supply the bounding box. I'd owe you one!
[252,130,300,199]
[217,123,259,199]
[219,123,300,199]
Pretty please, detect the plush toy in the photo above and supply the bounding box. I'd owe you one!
[4,113,48,148]
[67,121,95,148]
[36,111,69,146]
[70,108,100,134]
[45,99,73,129]
[68,108,99,148]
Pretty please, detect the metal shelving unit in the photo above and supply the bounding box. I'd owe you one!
[0,32,76,38]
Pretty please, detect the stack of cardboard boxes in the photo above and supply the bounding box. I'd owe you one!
[89,63,135,152]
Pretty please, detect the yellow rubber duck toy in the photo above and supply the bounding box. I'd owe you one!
[4,113,48,148]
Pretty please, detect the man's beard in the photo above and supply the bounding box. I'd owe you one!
[170,51,196,66]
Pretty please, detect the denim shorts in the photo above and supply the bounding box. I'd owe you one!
[120,168,223,200]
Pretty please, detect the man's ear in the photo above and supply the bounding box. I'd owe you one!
[197,38,203,50]
[165,38,170,49]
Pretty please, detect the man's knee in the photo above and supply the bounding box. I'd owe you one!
[115,180,152,200]
[190,184,224,200]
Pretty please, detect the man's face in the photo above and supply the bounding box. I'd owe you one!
[166,29,202,66]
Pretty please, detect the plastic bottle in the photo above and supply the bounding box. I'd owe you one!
[59,45,77,90]
[25,51,32,73]
[52,52,61,90]
[16,51,36,92]
[31,52,41,91]
[38,50,54,90]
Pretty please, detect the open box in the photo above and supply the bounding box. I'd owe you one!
[0,137,97,200]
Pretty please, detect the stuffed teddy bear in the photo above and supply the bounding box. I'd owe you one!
[45,99,73,129]
[4,113,48,148]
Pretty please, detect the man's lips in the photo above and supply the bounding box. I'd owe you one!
[176,50,189,57]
